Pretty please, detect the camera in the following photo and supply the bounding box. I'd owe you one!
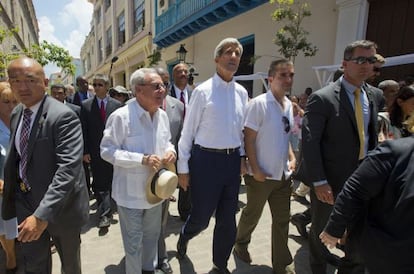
[188,67,198,86]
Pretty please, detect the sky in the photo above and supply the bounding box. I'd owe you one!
[32,0,93,77]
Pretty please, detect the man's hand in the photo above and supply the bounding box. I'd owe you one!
[240,158,247,176]
[83,154,91,163]
[252,168,270,182]
[144,154,162,171]
[320,231,340,249]
[178,173,190,191]
[0,179,3,195]
[18,215,48,243]
[314,183,334,205]
[288,158,297,172]
[162,151,176,165]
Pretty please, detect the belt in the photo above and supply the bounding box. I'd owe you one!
[195,144,239,155]
[17,178,31,193]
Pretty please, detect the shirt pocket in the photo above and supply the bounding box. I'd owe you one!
[126,170,147,199]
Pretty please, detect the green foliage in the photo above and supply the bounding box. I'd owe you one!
[147,48,162,67]
[270,0,318,63]
[27,40,75,75]
[0,26,19,78]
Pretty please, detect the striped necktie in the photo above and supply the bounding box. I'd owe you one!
[19,108,33,191]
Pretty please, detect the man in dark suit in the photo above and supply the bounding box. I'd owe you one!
[170,63,193,221]
[80,74,122,229]
[320,134,414,274]
[156,67,184,274]
[301,40,383,274]
[3,57,89,273]
[68,76,93,196]
[50,83,81,116]
[69,76,93,105]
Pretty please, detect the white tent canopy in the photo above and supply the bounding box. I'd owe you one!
[312,53,414,88]
[234,72,269,90]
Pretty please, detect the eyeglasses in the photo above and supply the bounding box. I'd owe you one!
[346,56,377,65]
[282,116,290,133]
[139,83,166,91]
[92,83,105,87]
[373,67,381,73]
[276,72,295,79]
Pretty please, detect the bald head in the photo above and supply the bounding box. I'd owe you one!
[8,56,48,107]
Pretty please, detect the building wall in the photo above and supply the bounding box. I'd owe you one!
[158,1,338,97]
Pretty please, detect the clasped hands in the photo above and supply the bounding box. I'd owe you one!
[142,151,176,171]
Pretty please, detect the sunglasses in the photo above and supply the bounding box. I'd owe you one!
[346,56,377,65]
[139,83,166,91]
[92,83,105,87]
[282,116,290,133]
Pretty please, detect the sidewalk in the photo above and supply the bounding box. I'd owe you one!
[2,185,340,273]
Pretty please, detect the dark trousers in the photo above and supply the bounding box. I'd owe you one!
[15,194,82,274]
[309,190,365,274]
[181,146,241,269]
[90,157,113,218]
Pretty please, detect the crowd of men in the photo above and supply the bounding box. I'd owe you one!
[0,36,413,274]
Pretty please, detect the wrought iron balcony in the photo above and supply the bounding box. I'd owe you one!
[154,0,267,48]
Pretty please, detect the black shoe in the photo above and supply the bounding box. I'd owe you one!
[98,216,111,228]
[293,194,310,206]
[158,261,173,274]
[6,267,17,274]
[176,235,188,259]
[210,266,231,274]
[290,214,308,239]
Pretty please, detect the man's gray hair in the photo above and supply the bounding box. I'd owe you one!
[93,73,109,84]
[130,68,157,88]
[214,37,243,59]
[378,79,399,91]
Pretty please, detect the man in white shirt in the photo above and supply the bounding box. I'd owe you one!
[100,68,176,274]
[176,37,248,274]
[233,59,296,274]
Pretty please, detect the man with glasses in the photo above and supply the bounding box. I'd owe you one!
[301,40,384,273]
[80,74,121,230]
[233,59,296,274]
[100,68,176,274]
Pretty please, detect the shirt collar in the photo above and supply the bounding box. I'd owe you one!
[213,73,235,87]
[341,76,365,95]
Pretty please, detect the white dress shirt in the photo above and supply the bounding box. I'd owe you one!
[177,73,248,173]
[173,84,190,106]
[244,91,294,180]
[100,99,175,209]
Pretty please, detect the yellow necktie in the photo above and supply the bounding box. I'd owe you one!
[354,88,365,159]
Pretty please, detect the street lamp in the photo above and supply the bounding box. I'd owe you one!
[108,56,118,86]
[176,44,187,63]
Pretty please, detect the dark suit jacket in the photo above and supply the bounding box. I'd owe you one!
[2,95,89,230]
[325,136,414,273]
[65,101,80,117]
[69,91,91,106]
[301,79,383,193]
[80,96,121,190]
[165,95,184,149]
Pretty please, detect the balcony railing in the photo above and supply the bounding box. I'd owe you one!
[154,0,267,47]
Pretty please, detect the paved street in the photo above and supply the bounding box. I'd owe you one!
[2,184,341,274]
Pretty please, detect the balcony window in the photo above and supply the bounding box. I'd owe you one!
[104,0,111,11]
[118,11,125,47]
[98,38,103,63]
[106,26,112,57]
[133,0,145,34]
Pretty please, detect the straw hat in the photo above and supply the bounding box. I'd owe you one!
[146,164,178,204]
